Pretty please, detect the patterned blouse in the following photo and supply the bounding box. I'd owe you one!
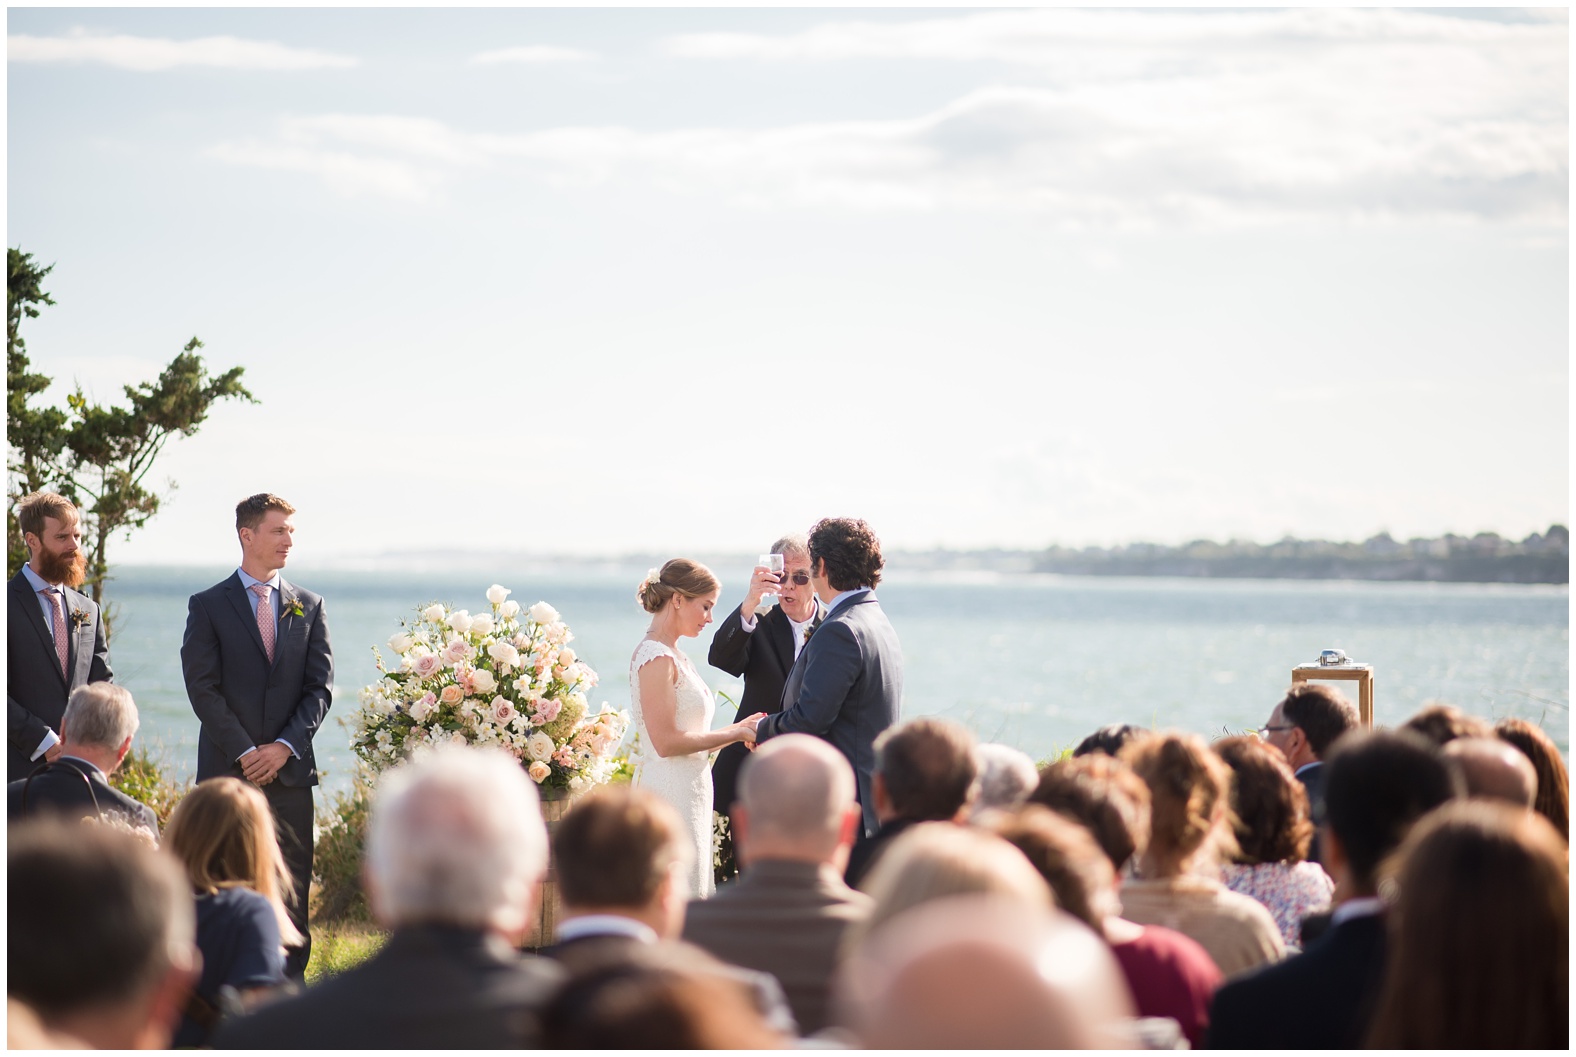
[1220,860,1334,950]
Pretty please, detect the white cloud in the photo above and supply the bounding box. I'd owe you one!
[470,45,594,65]
[8,28,356,71]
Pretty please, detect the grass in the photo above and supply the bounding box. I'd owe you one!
[304,922,388,985]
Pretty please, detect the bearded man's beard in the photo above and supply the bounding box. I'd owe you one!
[38,545,87,588]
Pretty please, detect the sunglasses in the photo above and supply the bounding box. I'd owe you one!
[775,571,811,586]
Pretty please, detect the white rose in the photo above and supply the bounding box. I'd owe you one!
[447,610,473,635]
[488,642,521,667]
[527,732,555,762]
[422,603,447,623]
[527,761,551,783]
[528,601,560,625]
[499,600,520,619]
[388,632,414,654]
[469,669,497,696]
[470,613,496,637]
[487,584,511,605]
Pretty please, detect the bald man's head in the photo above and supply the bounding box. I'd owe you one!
[1443,737,1537,808]
[735,734,859,865]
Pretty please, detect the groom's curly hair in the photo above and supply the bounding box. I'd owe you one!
[808,517,883,591]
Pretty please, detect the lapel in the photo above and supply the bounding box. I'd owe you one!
[274,579,302,664]
[12,572,68,688]
[224,572,273,664]
[767,608,796,674]
[60,585,91,679]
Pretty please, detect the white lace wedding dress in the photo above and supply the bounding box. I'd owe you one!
[630,638,716,899]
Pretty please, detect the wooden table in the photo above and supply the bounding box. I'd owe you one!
[1291,663,1374,728]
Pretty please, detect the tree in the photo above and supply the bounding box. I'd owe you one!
[6,248,257,611]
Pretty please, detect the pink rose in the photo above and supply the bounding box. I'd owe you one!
[537,698,562,723]
[412,653,443,679]
[443,640,472,665]
[491,697,517,726]
[439,684,465,706]
[527,761,551,783]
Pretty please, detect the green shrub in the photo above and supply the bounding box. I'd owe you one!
[109,746,192,830]
[311,776,375,927]
[305,924,387,984]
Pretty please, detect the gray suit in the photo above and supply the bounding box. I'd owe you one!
[182,571,332,975]
[755,590,902,836]
[7,572,112,783]
[683,860,872,1035]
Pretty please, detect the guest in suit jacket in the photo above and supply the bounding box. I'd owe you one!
[1207,730,1462,1048]
[1259,682,1359,865]
[542,786,797,1037]
[753,518,903,837]
[707,533,827,818]
[684,734,870,1034]
[181,493,332,978]
[8,682,156,835]
[7,492,112,784]
[213,747,565,1049]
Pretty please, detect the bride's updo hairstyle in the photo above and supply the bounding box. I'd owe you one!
[637,559,720,614]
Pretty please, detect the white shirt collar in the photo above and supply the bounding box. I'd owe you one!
[827,586,872,615]
[555,914,658,945]
[1330,896,1385,926]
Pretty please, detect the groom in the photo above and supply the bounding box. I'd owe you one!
[181,493,333,978]
[752,517,902,838]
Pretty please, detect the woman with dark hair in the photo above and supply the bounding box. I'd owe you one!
[1214,736,1333,949]
[164,777,300,1047]
[1494,717,1568,842]
[1367,801,1568,1049]
[1117,733,1284,977]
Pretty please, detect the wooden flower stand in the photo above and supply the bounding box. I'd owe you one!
[1290,662,1375,728]
[522,786,574,950]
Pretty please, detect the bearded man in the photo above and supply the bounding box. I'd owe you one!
[8,492,113,783]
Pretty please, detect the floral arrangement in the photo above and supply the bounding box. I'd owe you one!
[351,584,629,792]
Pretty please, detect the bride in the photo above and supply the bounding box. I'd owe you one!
[631,559,764,899]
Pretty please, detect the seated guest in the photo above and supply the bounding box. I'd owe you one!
[1029,752,1152,877]
[7,682,157,836]
[8,820,198,1048]
[844,717,978,889]
[546,786,797,1036]
[1443,736,1538,808]
[967,743,1040,820]
[834,894,1135,1048]
[992,805,1222,1049]
[1207,730,1462,1049]
[1214,735,1333,949]
[1258,683,1359,864]
[213,747,565,1048]
[164,777,301,1047]
[682,734,870,1035]
[543,941,787,1049]
[1074,723,1150,758]
[1119,733,1284,977]
[1367,801,1568,1049]
[1495,716,1569,840]
[1400,701,1494,746]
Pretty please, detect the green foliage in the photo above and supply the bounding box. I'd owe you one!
[311,776,376,927]
[108,745,192,831]
[5,247,257,606]
[305,924,388,985]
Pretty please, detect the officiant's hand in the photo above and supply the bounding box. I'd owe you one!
[740,565,782,619]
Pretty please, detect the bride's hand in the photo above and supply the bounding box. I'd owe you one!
[736,713,767,747]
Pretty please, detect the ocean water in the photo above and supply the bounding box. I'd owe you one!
[98,564,1569,797]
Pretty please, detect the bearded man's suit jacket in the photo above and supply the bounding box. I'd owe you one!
[706,600,823,815]
[7,572,112,783]
[754,589,902,837]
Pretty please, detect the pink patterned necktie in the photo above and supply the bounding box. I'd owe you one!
[251,583,276,663]
[40,588,68,677]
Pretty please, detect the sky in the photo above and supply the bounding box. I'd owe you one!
[7,6,1568,566]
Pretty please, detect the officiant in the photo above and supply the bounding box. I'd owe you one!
[708,534,826,821]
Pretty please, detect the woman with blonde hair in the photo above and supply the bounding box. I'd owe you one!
[164,777,301,1046]
[1119,732,1284,976]
[631,558,765,898]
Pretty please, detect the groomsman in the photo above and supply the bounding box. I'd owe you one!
[708,533,828,818]
[182,493,333,978]
[7,491,112,783]
[753,517,903,838]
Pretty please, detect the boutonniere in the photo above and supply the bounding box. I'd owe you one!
[69,607,91,630]
[282,596,305,619]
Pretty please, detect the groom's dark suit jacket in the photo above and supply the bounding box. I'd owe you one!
[180,572,333,787]
[7,571,112,783]
[707,600,823,815]
[755,590,902,836]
